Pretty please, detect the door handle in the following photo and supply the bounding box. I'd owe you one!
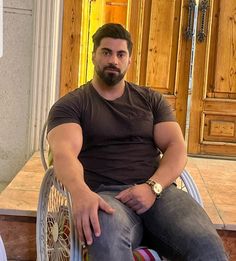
[197,0,210,42]
[185,0,196,40]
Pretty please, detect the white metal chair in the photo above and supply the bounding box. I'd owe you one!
[36,122,203,261]
[0,236,7,261]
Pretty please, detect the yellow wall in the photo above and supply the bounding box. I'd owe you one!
[79,0,128,85]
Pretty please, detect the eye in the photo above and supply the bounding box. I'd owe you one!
[117,52,126,59]
[102,50,110,56]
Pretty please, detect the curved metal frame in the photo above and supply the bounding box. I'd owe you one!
[40,121,48,171]
[0,236,7,261]
[37,167,81,261]
[180,169,203,206]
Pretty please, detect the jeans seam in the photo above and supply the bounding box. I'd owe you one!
[129,221,143,250]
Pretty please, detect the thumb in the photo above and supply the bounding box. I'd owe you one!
[99,198,115,214]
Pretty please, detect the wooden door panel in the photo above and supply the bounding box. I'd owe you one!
[105,0,128,26]
[202,112,236,143]
[131,0,191,134]
[207,0,236,98]
[60,0,82,96]
[213,2,236,96]
[188,0,236,157]
[145,0,180,95]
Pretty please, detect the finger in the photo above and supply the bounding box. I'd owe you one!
[116,192,132,203]
[82,214,93,245]
[136,207,148,215]
[129,202,143,212]
[125,198,138,208]
[115,189,132,202]
[99,198,115,214]
[90,209,101,237]
[115,188,130,199]
[76,217,85,244]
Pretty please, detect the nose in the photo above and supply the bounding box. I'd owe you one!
[108,54,118,65]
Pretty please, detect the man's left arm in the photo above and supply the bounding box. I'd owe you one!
[116,121,187,214]
[150,121,187,188]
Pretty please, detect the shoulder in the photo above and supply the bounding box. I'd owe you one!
[126,81,175,123]
[52,82,92,108]
[47,82,93,133]
[126,81,163,102]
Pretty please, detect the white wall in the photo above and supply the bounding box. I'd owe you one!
[0,0,34,184]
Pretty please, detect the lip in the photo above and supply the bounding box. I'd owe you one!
[104,67,120,73]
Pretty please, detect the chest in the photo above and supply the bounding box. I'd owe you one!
[80,95,154,146]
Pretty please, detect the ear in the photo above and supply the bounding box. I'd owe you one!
[92,52,95,64]
[128,56,131,66]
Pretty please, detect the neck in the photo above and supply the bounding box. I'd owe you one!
[91,75,126,101]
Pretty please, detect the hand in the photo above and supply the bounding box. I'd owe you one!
[71,190,115,246]
[115,184,156,214]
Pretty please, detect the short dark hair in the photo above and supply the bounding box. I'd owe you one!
[92,23,133,55]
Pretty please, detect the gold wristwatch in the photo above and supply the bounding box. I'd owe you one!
[146,179,163,197]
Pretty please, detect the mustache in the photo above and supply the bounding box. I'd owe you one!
[104,65,120,73]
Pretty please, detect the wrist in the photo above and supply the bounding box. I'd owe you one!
[146,179,163,197]
[70,181,91,198]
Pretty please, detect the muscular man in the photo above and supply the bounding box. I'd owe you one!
[47,23,228,260]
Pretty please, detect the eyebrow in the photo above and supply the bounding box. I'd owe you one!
[101,48,112,52]
[100,48,127,54]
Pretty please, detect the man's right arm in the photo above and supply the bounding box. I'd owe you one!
[47,123,114,245]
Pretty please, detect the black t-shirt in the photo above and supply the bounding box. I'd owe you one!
[48,81,176,191]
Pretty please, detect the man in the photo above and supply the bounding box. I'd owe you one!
[47,23,228,260]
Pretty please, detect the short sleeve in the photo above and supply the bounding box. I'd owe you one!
[47,91,82,134]
[149,89,176,124]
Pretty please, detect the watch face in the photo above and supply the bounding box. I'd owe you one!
[153,183,162,195]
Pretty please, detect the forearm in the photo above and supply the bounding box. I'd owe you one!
[151,142,187,189]
[53,151,91,197]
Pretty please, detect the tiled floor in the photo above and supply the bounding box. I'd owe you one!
[187,157,236,231]
[0,152,235,231]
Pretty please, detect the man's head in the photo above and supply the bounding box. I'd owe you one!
[92,24,133,86]
[92,23,133,56]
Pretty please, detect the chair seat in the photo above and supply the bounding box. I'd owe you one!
[133,247,162,261]
[83,247,162,261]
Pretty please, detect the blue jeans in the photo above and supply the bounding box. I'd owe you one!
[87,184,228,261]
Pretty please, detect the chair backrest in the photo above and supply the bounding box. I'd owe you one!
[40,121,49,171]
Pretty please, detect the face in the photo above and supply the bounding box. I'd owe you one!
[92,37,131,86]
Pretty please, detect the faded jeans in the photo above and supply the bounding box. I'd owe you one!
[87,184,228,261]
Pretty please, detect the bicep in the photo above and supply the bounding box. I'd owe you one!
[153,122,185,153]
[47,123,83,158]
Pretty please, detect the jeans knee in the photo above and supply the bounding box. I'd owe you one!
[97,210,125,243]
[88,211,135,261]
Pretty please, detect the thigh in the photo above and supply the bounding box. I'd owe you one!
[88,189,143,261]
[140,184,228,261]
[97,190,143,248]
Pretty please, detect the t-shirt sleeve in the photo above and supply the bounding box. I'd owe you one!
[149,89,176,124]
[47,92,82,134]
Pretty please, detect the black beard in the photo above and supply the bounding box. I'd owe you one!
[96,66,125,86]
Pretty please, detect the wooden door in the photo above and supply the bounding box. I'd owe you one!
[127,0,192,134]
[188,0,236,157]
